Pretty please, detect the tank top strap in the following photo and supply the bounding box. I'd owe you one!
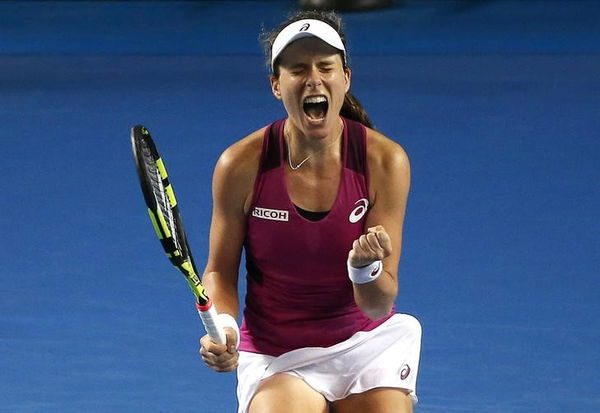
[342,117,368,178]
[259,118,285,173]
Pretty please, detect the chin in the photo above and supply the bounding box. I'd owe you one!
[301,113,339,138]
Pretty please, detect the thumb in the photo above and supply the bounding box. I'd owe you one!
[224,328,238,354]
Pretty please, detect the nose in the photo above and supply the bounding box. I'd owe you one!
[305,66,322,88]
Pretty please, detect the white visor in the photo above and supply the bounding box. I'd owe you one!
[271,19,346,71]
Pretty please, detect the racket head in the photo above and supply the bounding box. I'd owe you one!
[130,125,209,305]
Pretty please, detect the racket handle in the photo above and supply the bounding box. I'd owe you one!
[196,302,226,345]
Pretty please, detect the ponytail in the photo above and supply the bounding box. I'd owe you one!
[341,92,373,129]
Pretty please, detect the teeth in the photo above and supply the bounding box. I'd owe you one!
[304,96,327,104]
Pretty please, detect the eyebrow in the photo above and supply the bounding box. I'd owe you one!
[286,58,337,69]
[318,59,336,66]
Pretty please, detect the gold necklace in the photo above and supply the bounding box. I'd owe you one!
[286,139,312,170]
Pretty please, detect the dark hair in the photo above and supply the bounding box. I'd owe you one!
[260,10,373,129]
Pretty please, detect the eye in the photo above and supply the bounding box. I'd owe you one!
[287,66,305,76]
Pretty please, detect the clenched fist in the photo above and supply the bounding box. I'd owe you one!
[348,225,392,268]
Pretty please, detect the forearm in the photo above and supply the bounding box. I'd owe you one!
[203,271,240,318]
[352,269,397,320]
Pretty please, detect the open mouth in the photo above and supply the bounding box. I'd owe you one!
[303,95,328,121]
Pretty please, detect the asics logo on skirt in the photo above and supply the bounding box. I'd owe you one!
[349,198,369,223]
[400,364,411,380]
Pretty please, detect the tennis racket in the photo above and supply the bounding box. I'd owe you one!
[130,125,225,344]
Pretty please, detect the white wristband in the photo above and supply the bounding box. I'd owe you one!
[217,313,240,349]
[347,259,383,284]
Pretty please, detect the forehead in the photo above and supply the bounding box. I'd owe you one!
[277,37,344,66]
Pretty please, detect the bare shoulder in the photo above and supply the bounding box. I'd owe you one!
[214,127,265,184]
[365,128,410,178]
[212,127,266,213]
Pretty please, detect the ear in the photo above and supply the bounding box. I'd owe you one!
[344,68,352,93]
[270,75,282,100]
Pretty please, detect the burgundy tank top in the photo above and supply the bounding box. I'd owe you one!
[239,117,394,356]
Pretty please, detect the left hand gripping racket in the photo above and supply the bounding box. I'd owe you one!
[130,125,225,344]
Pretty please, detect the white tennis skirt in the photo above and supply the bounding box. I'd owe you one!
[236,313,422,413]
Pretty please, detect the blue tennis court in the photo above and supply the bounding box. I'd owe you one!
[1,1,598,411]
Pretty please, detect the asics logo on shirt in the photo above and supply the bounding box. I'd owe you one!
[349,198,369,223]
[252,207,289,222]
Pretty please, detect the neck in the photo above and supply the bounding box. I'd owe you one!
[284,117,344,160]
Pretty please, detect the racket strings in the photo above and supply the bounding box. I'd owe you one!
[140,141,182,252]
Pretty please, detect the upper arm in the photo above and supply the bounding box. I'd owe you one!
[204,131,263,282]
[365,130,411,280]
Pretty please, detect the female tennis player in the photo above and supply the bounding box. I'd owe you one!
[199,10,422,413]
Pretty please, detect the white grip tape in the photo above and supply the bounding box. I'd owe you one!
[347,259,383,284]
[198,304,226,345]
